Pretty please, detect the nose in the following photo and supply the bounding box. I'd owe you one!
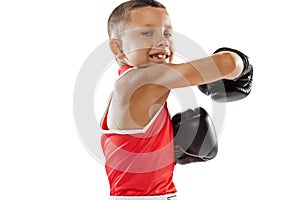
[156,36,169,48]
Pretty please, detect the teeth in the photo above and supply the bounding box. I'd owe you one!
[150,53,169,59]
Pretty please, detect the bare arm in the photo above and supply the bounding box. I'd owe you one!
[150,51,244,88]
[107,51,243,129]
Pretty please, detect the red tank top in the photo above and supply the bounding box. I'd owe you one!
[100,66,176,196]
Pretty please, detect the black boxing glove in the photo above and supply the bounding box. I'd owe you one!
[172,107,218,164]
[198,47,253,102]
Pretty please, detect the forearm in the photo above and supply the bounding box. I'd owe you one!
[179,51,243,85]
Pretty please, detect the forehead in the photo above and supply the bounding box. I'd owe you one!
[125,7,172,30]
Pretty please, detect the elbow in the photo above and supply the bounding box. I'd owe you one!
[218,52,244,80]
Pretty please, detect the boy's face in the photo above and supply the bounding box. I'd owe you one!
[112,7,173,67]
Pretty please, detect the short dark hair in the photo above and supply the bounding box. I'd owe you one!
[107,0,166,38]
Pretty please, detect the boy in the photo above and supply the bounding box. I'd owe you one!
[100,0,252,199]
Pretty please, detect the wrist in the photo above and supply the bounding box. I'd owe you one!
[224,51,244,80]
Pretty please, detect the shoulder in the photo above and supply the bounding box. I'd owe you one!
[114,66,170,102]
[108,66,170,129]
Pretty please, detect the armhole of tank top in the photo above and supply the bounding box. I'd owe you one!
[99,68,135,133]
[100,67,166,134]
[100,102,165,135]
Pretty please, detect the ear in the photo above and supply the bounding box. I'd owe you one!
[109,39,125,60]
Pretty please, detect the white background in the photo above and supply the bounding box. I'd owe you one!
[1,0,300,199]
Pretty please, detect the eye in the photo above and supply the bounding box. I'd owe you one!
[164,31,172,38]
[141,31,153,36]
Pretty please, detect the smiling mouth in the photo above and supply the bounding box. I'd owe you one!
[149,53,170,60]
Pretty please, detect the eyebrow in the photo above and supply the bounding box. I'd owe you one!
[144,24,172,29]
